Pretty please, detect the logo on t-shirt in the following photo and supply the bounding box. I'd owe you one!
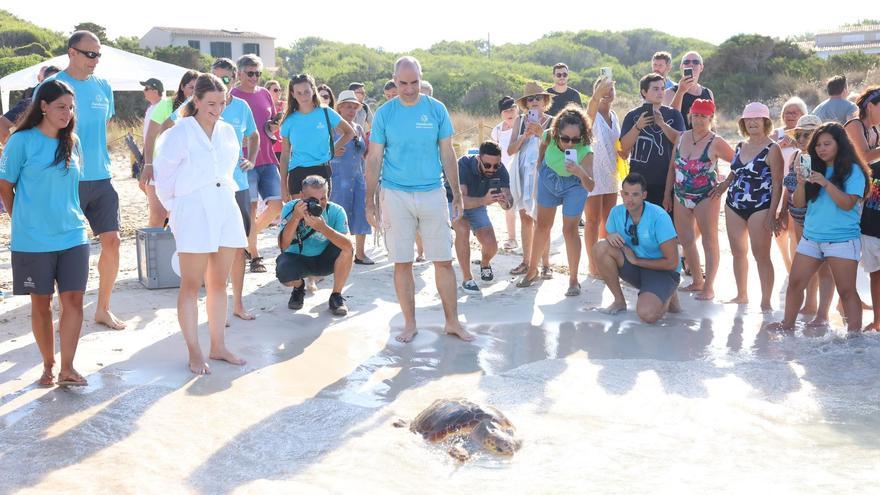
[317,121,326,130]
[416,114,433,130]
[91,93,109,111]
[0,153,7,174]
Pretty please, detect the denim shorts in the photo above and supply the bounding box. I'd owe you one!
[536,165,588,217]
[247,164,282,203]
[797,237,861,262]
[449,203,492,231]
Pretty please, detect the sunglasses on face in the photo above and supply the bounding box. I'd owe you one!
[72,47,101,59]
[555,73,568,78]
[558,136,581,144]
[245,71,261,78]
[682,59,701,66]
[272,88,282,93]
[526,96,544,102]
[319,93,330,99]
[481,161,501,170]
[627,223,639,246]
[795,131,814,140]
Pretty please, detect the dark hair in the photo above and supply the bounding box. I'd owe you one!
[384,80,396,90]
[652,51,672,64]
[42,65,61,78]
[622,172,647,191]
[317,84,336,109]
[639,73,665,95]
[547,104,592,146]
[285,74,321,118]
[478,140,502,156]
[553,63,569,72]
[13,80,77,169]
[67,30,98,49]
[173,70,200,111]
[804,122,869,203]
[211,58,236,76]
[183,73,227,117]
[827,75,847,96]
[348,82,365,91]
[855,85,880,120]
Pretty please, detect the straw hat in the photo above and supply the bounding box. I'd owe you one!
[516,81,553,106]
[784,114,822,137]
[336,90,360,105]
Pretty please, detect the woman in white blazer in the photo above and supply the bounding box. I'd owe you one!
[154,73,247,375]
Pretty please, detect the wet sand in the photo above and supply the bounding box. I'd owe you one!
[1,158,879,493]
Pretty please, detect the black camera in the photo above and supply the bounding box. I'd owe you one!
[304,197,323,217]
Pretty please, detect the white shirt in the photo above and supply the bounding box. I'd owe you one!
[153,116,239,211]
[491,121,514,168]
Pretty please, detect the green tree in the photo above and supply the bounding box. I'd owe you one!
[73,22,109,44]
[153,45,212,71]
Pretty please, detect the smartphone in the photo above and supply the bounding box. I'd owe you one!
[600,67,613,80]
[799,153,812,179]
[527,108,540,123]
[641,102,654,119]
[683,67,694,78]
[271,112,283,125]
[564,149,578,163]
[488,177,503,194]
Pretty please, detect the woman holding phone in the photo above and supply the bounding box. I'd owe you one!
[508,81,553,277]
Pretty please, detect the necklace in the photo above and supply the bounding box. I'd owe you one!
[691,131,711,146]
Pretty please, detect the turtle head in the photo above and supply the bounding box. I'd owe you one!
[473,420,521,456]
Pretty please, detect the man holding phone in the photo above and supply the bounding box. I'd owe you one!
[445,141,512,295]
[621,74,685,208]
[664,51,714,130]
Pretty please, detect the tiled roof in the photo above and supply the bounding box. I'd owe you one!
[818,25,880,36]
[154,26,274,39]
[815,41,880,53]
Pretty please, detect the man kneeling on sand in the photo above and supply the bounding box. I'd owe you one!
[592,173,681,323]
[277,175,353,315]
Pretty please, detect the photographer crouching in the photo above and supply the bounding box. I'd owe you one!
[277,175,353,315]
[448,141,514,295]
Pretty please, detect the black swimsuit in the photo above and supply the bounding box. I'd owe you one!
[726,143,773,221]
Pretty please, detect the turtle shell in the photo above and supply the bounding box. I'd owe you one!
[410,398,515,443]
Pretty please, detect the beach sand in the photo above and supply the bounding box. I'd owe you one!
[1,153,879,493]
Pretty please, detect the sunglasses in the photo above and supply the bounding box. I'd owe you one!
[272,88,282,93]
[319,93,330,99]
[627,223,639,246]
[555,72,568,78]
[481,161,501,170]
[72,47,101,59]
[526,96,545,102]
[245,71,262,78]
[558,136,581,144]
[682,59,701,66]
[795,131,814,140]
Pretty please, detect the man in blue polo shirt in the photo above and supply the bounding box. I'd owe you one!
[42,31,124,330]
[593,173,681,323]
[365,55,471,343]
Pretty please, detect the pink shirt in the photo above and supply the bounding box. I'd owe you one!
[231,86,278,166]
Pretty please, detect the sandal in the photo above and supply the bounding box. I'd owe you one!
[510,262,528,275]
[565,283,581,297]
[249,256,267,273]
[516,274,540,288]
[502,239,518,250]
[541,266,553,280]
[354,256,375,265]
[56,372,88,387]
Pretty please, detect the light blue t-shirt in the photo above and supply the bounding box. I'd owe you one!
[41,71,114,181]
[0,128,88,252]
[804,165,866,242]
[221,96,257,191]
[280,107,343,170]
[370,95,454,192]
[279,199,349,256]
[606,201,678,265]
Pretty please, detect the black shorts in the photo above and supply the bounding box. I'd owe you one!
[79,179,120,234]
[287,164,332,196]
[618,257,680,303]
[12,244,90,295]
[275,244,341,283]
[235,189,251,236]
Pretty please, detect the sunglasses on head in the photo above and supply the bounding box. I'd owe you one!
[558,135,581,144]
[72,47,101,59]
[682,59,701,66]
[555,72,568,78]
[245,70,262,78]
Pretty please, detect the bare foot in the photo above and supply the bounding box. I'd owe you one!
[765,322,793,332]
[806,317,829,328]
[724,296,748,305]
[209,348,246,366]
[667,295,682,313]
[678,282,703,292]
[396,327,418,343]
[863,322,880,332]
[188,352,211,375]
[695,288,715,301]
[760,304,773,313]
[601,301,627,315]
[38,367,54,387]
[57,369,87,386]
[95,309,126,330]
[307,280,318,293]
[445,324,475,342]
[234,309,256,321]
[799,305,818,316]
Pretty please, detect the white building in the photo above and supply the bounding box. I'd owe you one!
[814,25,880,60]
[140,27,276,69]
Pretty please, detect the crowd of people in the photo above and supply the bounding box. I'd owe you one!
[1,31,879,384]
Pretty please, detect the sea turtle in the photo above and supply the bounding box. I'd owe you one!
[393,398,521,462]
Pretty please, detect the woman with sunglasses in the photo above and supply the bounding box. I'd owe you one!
[773,123,869,333]
[779,115,835,325]
[770,97,809,272]
[665,52,714,130]
[279,74,355,201]
[265,80,286,162]
[848,86,880,330]
[507,81,553,277]
[0,80,90,387]
[317,84,336,109]
[516,105,595,296]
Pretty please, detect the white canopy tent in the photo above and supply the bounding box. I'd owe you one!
[0,46,190,114]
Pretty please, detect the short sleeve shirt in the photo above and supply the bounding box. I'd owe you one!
[279,200,349,256]
[620,105,685,191]
[370,95,454,192]
[280,107,343,169]
[813,98,859,125]
[606,201,678,264]
[445,155,510,202]
[231,86,279,166]
[804,166,866,243]
[542,130,592,177]
[546,87,583,116]
[221,96,258,191]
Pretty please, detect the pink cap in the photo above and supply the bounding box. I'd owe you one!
[739,102,770,120]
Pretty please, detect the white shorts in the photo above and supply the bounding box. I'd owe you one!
[796,237,861,262]
[861,235,880,273]
[381,187,452,263]
[169,184,247,253]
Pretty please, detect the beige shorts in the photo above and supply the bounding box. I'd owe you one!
[381,187,452,263]
[861,235,880,273]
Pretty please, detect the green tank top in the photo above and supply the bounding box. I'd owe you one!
[543,129,592,177]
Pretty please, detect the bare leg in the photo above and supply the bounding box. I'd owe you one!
[30,294,56,385]
[593,240,627,313]
[415,234,425,261]
[253,198,282,234]
[355,234,367,260]
[94,231,126,329]
[505,208,517,245]
[747,210,775,312]
[808,263,835,326]
[144,183,167,229]
[453,219,474,281]
[332,246,353,292]
[519,209,533,267]
[247,202,259,258]
[524,206,556,280]
[827,257,861,332]
[434,260,473,341]
[694,196,721,300]
[394,262,418,342]
[724,206,750,304]
[674,202,702,291]
[775,223,792,272]
[178,253,211,374]
[561,215,581,288]
[57,291,86,383]
[474,227,498,268]
[231,248,254,320]
[866,271,880,331]
[780,253,823,329]
[206,247,245,365]
[584,194,603,276]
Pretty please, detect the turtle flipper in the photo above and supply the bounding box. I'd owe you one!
[392,418,409,428]
[448,442,472,463]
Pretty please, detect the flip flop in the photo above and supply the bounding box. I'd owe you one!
[354,256,376,265]
[565,283,581,297]
[516,274,540,288]
[56,374,88,387]
[509,263,528,275]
